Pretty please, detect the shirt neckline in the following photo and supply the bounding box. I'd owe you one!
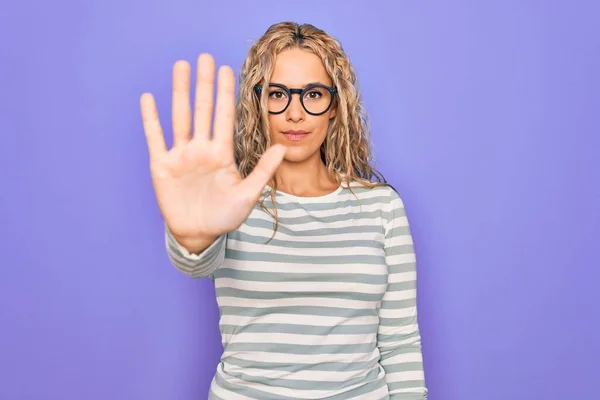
[264,183,345,202]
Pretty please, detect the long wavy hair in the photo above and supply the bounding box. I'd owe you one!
[233,21,389,238]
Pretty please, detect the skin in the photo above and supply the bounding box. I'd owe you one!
[267,48,339,197]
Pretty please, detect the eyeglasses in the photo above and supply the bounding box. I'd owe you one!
[254,83,337,116]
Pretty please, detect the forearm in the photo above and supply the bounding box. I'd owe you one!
[379,335,427,399]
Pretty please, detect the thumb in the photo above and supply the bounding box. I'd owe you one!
[237,144,286,203]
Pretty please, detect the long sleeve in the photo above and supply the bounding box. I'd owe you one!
[164,223,227,279]
[377,187,428,399]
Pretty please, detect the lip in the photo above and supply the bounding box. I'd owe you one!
[282,130,309,141]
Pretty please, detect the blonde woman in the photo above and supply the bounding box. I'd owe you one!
[140,21,427,400]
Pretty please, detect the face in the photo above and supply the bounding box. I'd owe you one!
[265,47,336,163]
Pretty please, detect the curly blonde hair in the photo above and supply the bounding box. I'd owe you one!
[233,21,388,238]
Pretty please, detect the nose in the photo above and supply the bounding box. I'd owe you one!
[285,93,305,122]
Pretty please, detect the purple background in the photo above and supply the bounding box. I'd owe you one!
[1,1,598,399]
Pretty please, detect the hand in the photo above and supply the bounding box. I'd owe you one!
[140,53,285,244]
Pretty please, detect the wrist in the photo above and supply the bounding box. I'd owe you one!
[171,231,219,255]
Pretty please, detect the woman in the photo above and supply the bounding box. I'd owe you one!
[140,21,427,400]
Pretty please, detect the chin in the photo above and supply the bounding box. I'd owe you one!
[282,146,318,163]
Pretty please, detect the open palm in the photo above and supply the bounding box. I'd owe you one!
[140,54,285,243]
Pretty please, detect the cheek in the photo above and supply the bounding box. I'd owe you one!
[267,115,284,141]
[312,123,329,143]
[311,117,331,141]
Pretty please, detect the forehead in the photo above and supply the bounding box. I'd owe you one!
[270,47,332,86]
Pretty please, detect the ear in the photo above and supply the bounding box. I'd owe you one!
[329,100,337,120]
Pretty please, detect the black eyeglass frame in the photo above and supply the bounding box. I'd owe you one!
[254,83,338,116]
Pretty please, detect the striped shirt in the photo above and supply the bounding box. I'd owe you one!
[165,182,427,399]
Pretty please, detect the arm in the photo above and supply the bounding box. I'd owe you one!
[377,187,428,399]
[164,223,227,279]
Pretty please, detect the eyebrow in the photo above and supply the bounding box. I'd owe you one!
[269,81,329,87]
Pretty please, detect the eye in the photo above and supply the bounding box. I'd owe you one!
[306,90,322,99]
[268,90,287,100]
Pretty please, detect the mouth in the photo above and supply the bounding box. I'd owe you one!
[282,130,309,141]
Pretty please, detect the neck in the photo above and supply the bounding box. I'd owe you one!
[274,153,338,197]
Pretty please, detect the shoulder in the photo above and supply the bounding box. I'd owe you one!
[342,180,404,206]
[343,181,409,230]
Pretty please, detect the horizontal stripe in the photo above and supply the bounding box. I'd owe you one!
[222,349,380,365]
[219,322,379,335]
[217,295,381,310]
[215,286,384,302]
[217,305,378,318]
[215,268,388,284]
[222,331,376,346]
[223,355,378,372]
[219,313,378,327]
[214,277,387,295]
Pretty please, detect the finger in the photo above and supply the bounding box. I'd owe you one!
[238,144,287,202]
[212,65,236,154]
[140,92,167,161]
[172,60,192,147]
[193,53,216,141]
